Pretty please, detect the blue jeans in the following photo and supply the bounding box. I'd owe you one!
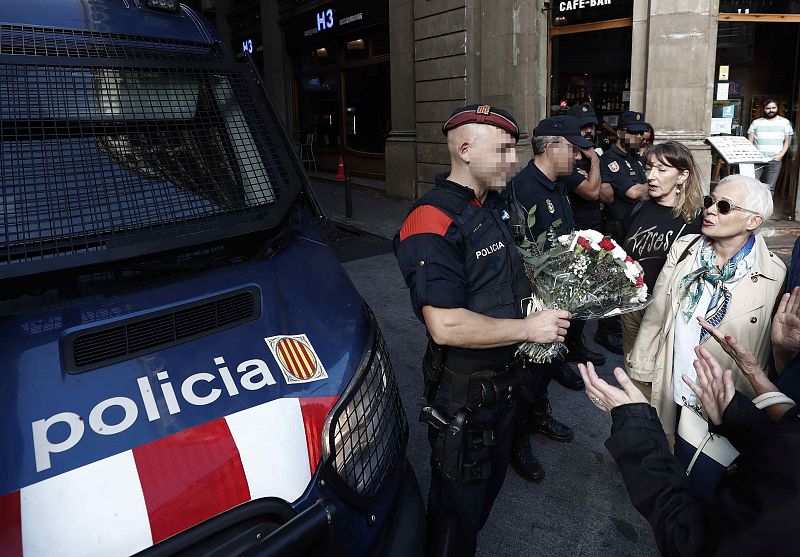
[755,159,782,194]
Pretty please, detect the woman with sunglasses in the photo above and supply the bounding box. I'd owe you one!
[620,141,704,397]
[626,175,785,471]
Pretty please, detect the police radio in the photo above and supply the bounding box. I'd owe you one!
[506,180,526,242]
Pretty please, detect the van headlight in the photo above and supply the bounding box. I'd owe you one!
[321,312,408,500]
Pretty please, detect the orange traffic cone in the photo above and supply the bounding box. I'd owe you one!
[335,156,346,181]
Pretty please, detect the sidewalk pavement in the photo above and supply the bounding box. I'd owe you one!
[308,172,800,262]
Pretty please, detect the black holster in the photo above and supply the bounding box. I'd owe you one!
[421,405,495,483]
[420,360,529,483]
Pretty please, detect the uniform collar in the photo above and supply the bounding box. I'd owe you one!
[434,173,483,204]
[611,143,639,162]
[525,160,558,191]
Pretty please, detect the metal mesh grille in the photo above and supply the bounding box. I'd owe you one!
[1,61,288,268]
[331,333,408,498]
[0,24,223,61]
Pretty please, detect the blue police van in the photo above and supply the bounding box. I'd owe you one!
[0,1,424,555]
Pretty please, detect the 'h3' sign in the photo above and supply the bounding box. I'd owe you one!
[316,8,334,31]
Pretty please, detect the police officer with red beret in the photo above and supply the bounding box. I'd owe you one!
[394,104,571,556]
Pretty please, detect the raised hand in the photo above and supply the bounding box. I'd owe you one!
[772,287,800,370]
[697,317,762,378]
[683,346,735,426]
[578,363,648,413]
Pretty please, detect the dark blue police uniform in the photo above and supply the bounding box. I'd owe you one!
[511,160,575,242]
[507,160,575,432]
[394,174,531,556]
[562,155,602,229]
[600,144,646,236]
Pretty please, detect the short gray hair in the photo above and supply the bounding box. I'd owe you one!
[532,135,560,155]
[717,174,773,223]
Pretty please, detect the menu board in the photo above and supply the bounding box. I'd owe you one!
[706,135,769,164]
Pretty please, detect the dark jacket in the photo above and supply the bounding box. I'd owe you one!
[788,236,800,292]
[605,396,800,556]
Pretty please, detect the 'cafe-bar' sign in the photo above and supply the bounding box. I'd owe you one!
[558,0,612,10]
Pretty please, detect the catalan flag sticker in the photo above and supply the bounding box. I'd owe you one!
[265,334,328,384]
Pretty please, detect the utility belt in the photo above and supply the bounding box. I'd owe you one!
[419,341,532,483]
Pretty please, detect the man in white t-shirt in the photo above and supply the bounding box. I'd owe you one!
[748,98,794,195]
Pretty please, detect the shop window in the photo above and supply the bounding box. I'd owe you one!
[550,26,633,126]
[371,33,390,56]
[344,37,369,62]
[343,62,390,153]
[299,73,341,149]
[313,44,338,66]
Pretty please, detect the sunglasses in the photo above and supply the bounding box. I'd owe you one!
[702,195,760,216]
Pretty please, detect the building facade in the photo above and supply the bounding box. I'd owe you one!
[202,0,800,206]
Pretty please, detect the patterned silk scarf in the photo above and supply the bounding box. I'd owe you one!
[677,235,756,343]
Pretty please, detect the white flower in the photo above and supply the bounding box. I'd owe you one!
[636,284,649,302]
[611,246,626,261]
[557,234,572,247]
[580,229,604,243]
[624,262,640,282]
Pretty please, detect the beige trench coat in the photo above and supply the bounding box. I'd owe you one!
[626,233,786,434]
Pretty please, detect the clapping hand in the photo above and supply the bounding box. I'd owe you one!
[772,287,800,370]
[683,346,735,426]
[577,363,648,413]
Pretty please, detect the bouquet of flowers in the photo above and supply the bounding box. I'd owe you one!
[516,223,650,363]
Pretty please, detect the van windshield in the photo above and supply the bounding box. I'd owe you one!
[1,36,298,279]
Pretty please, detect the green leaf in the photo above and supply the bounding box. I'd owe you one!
[527,204,538,231]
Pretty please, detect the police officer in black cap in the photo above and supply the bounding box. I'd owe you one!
[560,103,607,372]
[504,114,587,482]
[394,104,571,557]
[595,110,649,354]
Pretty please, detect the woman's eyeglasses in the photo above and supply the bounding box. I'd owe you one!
[702,195,760,216]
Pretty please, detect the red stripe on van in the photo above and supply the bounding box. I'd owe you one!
[0,490,22,556]
[133,418,251,543]
[299,396,340,475]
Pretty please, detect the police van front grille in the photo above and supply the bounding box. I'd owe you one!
[64,287,260,373]
[324,327,408,502]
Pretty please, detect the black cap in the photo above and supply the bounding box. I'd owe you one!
[566,104,598,127]
[533,115,593,148]
[442,104,520,142]
[617,111,648,132]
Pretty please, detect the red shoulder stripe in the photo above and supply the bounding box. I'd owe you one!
[400,205,453,241]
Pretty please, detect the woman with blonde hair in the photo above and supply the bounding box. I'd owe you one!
[621,140,704,396]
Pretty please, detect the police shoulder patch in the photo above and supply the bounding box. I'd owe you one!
[608,161,620,173]
[399,205,453,241]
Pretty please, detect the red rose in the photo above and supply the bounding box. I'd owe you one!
[599,239,615,251]
[576,237,591,250]
[636,275,644,287]
[624,256,634,263]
